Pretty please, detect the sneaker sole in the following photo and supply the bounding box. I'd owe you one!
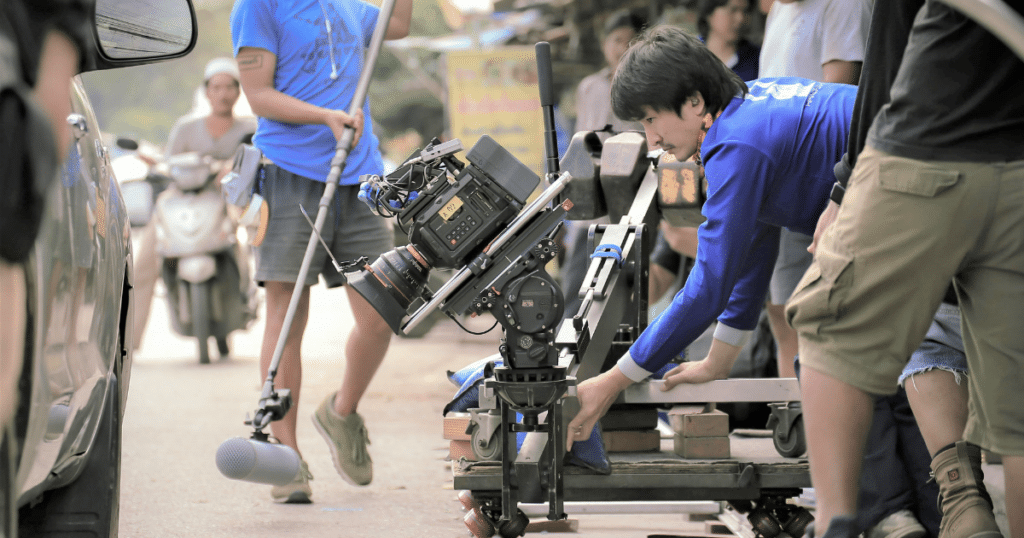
[273,491,312,504]
[312,414,370,487]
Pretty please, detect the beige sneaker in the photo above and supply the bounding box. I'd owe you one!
[270,459,313,504]
[313,394,372,486]
[867,510,927,538]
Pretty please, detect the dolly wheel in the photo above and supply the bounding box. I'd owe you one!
[773,417,807,458]
[464,508,495,538]
[497,509,529,538]
[458,490,480,512]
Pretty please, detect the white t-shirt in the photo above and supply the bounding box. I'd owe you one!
[758,0,872,80]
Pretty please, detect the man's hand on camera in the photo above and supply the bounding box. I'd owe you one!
[326,109,364,149]
[565,368,633,451]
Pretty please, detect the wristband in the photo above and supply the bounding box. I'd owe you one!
[829,182,846,205]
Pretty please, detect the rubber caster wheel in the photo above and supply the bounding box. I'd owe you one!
[497,509,529,538]
[773,417,807,458]
[749,508,783,538]
[464,509,495,537]
[782,507,814,538]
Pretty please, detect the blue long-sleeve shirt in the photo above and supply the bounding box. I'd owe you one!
[619,78,857,380]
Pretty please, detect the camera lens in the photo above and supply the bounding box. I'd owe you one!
[348,245,432,334]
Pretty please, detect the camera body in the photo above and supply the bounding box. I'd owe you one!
[396,135,538,269]
[351,135,545,336]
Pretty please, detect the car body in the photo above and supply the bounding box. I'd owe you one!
[0,1,197,536]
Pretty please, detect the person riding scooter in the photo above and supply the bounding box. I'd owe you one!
[135,57,257,361]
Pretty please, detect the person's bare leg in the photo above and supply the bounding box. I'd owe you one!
[1004,455,1023,538]
[261,281,310,455]
[904,369,969,455]
[801,365,874,529]
[768,303,798,378]
[649,263,677,306]
[1,262,26,428]
[333,288,392,417]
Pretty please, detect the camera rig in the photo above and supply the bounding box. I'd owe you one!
[348,43,809,538]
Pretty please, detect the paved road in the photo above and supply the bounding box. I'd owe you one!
[118,285,705,537]
[118,284,1011,537]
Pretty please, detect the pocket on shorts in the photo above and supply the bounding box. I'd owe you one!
[785,249,854,335]
[878,161,960,197]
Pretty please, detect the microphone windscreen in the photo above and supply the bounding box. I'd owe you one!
[216,437,301,486]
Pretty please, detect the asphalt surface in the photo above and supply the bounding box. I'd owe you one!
[119,284,1010,537]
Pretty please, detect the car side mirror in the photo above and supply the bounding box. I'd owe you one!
[82,0,197,72]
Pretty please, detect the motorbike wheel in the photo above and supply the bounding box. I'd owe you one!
[216,336,230,358]
[190,282,212,365]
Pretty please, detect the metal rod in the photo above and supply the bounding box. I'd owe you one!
[518,500,722,517]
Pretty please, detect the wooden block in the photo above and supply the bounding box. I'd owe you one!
[448,439,477,461]
[443,413,472,441]
[668,406,729,438]
[600,406,658,431]
[602,429,660,452]
[673,435,730,459]
[524,519,579,533]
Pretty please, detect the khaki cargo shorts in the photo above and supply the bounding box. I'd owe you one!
[786,146,1024,456]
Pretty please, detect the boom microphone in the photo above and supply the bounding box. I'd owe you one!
[216,437,301,486]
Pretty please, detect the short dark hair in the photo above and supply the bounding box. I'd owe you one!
[611,25,748,122]
[696,0,749,38]
[602,9,645,40]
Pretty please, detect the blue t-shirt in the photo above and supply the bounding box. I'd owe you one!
[625,78,856,376]
[230,0,384,184]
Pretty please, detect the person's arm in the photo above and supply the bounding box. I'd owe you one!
[822,60,862,85]
[819,0,871,85]
[383,0,413,40]
[660,337,743,389]
[660,222,699,258]
[236,47,364,145]
[32,30,79,159]
[566,367,633,451]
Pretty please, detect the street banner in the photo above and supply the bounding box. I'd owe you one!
[446,47,545,176]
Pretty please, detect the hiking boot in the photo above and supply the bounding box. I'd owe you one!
[930,441,1003,538]
[313,394,372,486]
[867,509,927,538]
[270,459,312,504]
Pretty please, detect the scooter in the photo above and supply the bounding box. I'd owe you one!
[153,152,257,364]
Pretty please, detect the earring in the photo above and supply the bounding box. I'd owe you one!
[692,98,699,106]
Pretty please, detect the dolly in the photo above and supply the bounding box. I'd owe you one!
[451,129,812,537]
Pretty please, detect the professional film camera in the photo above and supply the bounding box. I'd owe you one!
[350,133,571,368]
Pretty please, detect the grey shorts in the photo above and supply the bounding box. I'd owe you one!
[254,164,393,288]
[769,228,813,305]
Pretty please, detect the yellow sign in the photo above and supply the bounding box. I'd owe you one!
[446,47,545,176]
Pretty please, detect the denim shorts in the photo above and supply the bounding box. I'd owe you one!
[253,164,393,288]
[899,301,967,386]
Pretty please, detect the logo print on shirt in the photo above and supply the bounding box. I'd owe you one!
[745,80,817,102]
